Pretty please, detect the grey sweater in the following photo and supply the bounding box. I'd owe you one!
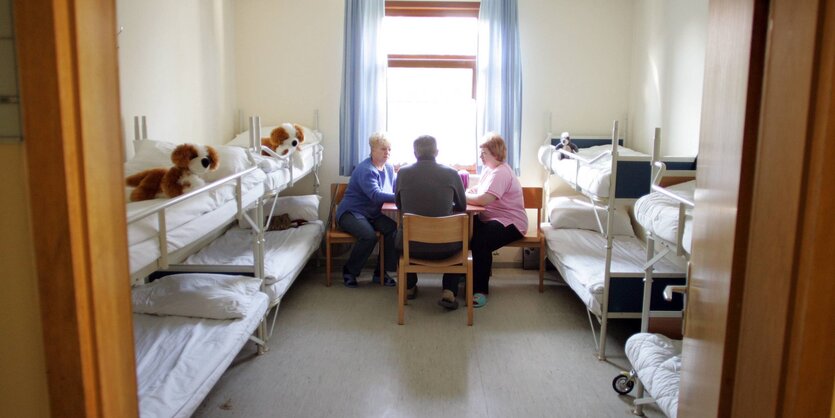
[394,159,466,254]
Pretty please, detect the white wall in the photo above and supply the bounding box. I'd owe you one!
[117,0,238,158]
[628,0,707,156]
[518,0,635,187]
[234,0,636,219]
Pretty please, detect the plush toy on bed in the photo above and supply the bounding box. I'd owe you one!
[126,143,220,201]
[261,122,306,171]
[555,131,578,160]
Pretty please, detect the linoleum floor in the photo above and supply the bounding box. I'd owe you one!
[192,267,664,418]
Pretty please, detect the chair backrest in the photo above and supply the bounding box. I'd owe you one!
[521,187,544,233]
[328,183,349,231]
[402,213,469,264]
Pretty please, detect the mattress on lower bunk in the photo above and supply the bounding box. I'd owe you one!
[625,333,682,418]
[128,185,264,277]
[134,290,268,418]
[538,144,648,198]
[542,225,684,316]
[183,221,324,305]
[634,180,695,254]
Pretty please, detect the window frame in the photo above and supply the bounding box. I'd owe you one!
[384,1,480,171]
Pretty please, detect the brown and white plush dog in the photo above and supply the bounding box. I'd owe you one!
[126,143,219,201]
[261,123,305,156]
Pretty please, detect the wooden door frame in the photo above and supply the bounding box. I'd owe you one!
[15,0,138,417]
[681,0,834,416]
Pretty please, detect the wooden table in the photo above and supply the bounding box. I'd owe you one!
[381,202,485,238]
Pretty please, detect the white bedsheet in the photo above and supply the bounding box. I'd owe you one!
[634,180,695,254]
[128,183,265,277]
[538,144,648,198]
[542,225,684,316]
[183,221,324,305]
[134,291,268,418]
[625,333,682,418]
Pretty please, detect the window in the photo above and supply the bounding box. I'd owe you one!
[384,1,479,170]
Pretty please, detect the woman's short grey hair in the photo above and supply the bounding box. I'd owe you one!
[369,132,391,150]
[413,135,438,159]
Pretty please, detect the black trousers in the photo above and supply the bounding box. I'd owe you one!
[471,215,523,294]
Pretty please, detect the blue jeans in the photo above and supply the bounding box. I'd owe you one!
[338,212,397,277]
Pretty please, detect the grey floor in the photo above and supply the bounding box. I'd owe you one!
[192,266,664,418]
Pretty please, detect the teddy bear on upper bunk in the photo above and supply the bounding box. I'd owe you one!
[261,123,306,171]
[555,131,578,160]
[126,143,220,202]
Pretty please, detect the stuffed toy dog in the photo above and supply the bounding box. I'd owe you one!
[126,143,219,201]
[261,123,305,156]
[261,123,306,171]
[555,131,578,160]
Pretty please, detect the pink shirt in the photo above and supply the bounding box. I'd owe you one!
[477,163,528,234]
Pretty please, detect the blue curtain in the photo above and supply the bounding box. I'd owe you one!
[476,0,523,174]
[339,0,387,176]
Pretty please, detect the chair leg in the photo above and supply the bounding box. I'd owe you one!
[539,242,545,293]
[326,239,332,287]
[397,259,405,325]
[378,235,385,286]
[466,262,474,326]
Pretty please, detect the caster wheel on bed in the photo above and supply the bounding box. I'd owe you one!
[612,373,635,395]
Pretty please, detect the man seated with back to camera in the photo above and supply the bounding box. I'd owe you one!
[395,135,467,310]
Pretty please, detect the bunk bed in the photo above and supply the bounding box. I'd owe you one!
[537,121,693,360]
[125,115,325,417]
[611,158,696,418]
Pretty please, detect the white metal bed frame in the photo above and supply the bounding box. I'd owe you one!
[128,114,324,345]
[628,142,695,415]
[542,121,687,360]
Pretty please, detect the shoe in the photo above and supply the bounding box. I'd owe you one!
[343,274,358,288]
[472,293,487,308]
[406,285,418,300]
[372,272,396,287]
[438,289,459,310]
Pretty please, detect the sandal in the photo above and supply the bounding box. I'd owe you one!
[438,290,459,310]
[472,293,487,308]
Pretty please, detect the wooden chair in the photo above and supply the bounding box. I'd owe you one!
[325,183,384,287]
[397,213,473,325]
[504,187,546,292]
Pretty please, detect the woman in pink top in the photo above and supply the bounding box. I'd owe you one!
[465,133,528,308]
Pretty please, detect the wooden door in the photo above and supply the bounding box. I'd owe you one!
[15,0,138,416]
[680,0,834,416]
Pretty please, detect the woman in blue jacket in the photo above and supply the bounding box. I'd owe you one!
[336,133,397,288]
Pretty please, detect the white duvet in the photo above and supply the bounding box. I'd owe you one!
[542,225,684,315]
[134,291,268,418]
[183,221,324,305]
[538,144,648,198]
[625,333,682,418]
[634,181,695,254]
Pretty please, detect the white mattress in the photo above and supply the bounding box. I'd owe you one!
[634,181,695,254]
[542,225,684,316]
[128,179,266,277]
[625,333,682,418]
[183,221,324,305]
[134,291,269,418]
[538,144,648,198]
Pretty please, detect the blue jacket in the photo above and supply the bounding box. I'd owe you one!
[336,157,396,222]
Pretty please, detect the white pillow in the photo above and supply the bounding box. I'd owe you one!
[202,145,256,182]
[132,274,261,319]
[124,139,176,176]
[270,194,321,222]
[548,196,635,236]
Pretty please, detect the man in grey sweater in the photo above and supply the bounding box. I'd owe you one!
[395,135,467,309]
